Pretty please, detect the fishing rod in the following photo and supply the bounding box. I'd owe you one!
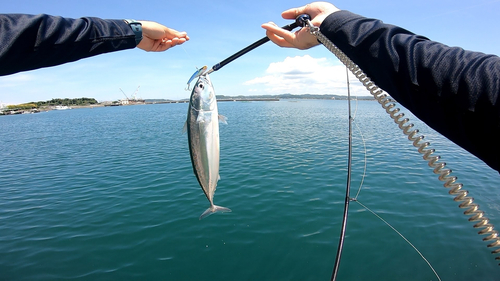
[204,14,311,75]
[330,67,353,281]
[186,14,311,89]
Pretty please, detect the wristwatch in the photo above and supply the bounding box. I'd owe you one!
[124,19,143,46]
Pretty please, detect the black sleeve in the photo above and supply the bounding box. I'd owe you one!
[0,14,137,76]
[320,11,500,172]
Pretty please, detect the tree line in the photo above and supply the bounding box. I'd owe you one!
[34,97,98,107]
[3,98,99,111]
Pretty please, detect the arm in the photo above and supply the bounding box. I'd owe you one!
[0,14,189,76]
[321,11,500,172]
[263,3,500,172]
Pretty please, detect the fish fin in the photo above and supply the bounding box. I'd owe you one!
[196,112,208,123]
[199,205,232,220]
[218,174,221,181]
[218,114,228,125]
[182,121,187,134]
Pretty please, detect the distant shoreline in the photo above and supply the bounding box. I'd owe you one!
[1,96,375,115]
[142,94,375,104]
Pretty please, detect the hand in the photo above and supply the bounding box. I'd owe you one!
[261,2,340,50]
[137,21,189,52]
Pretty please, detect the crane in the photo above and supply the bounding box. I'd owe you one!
[119,88,129,100]
[131,86,141,101]
[118,86,143,105]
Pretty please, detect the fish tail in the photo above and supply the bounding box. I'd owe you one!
[218,114,228,124]
[199,205,232,220]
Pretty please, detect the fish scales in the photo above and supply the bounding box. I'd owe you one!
[186,74,231,219]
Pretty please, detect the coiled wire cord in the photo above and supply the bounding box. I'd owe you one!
[306,24,500,266]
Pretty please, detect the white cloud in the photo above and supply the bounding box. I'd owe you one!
[0,73,35,85]
[244,55,369,96]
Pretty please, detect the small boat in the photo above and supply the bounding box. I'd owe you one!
[54,105,71,110]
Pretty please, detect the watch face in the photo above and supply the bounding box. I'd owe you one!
[131,24,141,32]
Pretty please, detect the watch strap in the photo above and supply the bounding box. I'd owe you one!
[124,19,143,46]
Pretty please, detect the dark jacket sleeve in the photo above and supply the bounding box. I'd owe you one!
[320,11,500,172]
[0,14,137,76]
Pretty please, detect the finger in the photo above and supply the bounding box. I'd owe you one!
[170,37,187,46]
[177,32,189,40]
[164,28,189,40]
[158,38,186,51]
[163,29,177,38]
[265,30,294,48]
[262,23,295,48]
[281,5,308,20]
[157,40,174,51]
[261,22,294,41]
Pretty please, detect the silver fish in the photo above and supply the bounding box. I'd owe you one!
[186,73,231,219]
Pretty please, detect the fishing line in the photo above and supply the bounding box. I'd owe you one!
[349,98,439,279]
[331,67,370,281]
[338,78,439,279]
[351,115,368,200]
[181,45,205,73]
[181,45,194,63]
[347,87,368,200]
[354,199,443,281]
[349,114,440,280]
[343,82,439,279]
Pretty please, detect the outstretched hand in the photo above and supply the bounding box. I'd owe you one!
[137,21,189,52]
[262,2,340,50]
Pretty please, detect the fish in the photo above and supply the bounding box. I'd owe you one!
[186,73,231,219]
[185,66,207,91]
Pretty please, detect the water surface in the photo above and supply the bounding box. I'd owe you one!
[1,100,499,280]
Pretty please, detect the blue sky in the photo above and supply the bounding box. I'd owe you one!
[1,0,500,104]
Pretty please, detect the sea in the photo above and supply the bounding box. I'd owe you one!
[1,100,499,281]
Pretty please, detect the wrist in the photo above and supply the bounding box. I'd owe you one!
[124,19,143,46]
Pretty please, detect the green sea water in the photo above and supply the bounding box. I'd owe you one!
[1,100,499,280]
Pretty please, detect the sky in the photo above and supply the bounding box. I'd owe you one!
[1,0,500,104]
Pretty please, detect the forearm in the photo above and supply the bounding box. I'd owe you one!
[320,11,500,171]
[0,14,136,76]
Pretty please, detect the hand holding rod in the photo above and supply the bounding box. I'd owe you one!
[206,14,311,74]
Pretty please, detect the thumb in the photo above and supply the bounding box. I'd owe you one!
[281,5,308,20]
